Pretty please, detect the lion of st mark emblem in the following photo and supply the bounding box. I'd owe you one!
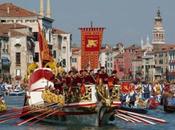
[86,39,98,48]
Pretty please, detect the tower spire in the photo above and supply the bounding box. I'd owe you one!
[39,0,44,16]
[146,35,150,45]
[152,8,165,44]
[46,0,51,18]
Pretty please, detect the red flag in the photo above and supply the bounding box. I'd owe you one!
[37,21,53,67]
[80,83,86,96]
[120,82,131,94]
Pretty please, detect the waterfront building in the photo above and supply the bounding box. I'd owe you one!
[52,28,72,72]
[99,44,113,75]
[71,47,81,71]
[114,53,124,80]
[166,45,175,81]
[0,1,72,81]
[0,24,34,82]
[142,51,155,82]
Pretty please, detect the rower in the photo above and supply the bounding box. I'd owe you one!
[96,78,111,107]
[0,94,7,112]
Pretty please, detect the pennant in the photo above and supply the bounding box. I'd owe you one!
[37,21,53,67]
[120,82,131,94]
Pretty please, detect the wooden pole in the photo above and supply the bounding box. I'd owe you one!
[16,110,52,126]
[117,109,166,123]
[28,109,59,126]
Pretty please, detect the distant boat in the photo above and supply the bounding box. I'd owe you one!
[9,89,25,96]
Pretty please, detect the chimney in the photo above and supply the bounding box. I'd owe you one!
[7,7,10,14]
[46,0,51,18]
[39,0,44,16]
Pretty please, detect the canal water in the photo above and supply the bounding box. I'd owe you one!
[0,96,175,130]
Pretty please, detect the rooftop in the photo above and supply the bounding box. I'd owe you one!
[0,3,38,17]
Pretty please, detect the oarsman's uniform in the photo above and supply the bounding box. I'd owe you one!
[108,70,119,90]
[142,83,152,99]
[54,75,63,92]
[153,82,162,102]
[84,74,96,84]
[65,71,74,93]
[96,79,111,106]
[99,72,108,84]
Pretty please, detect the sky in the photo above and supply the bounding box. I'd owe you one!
[1,0,175,46]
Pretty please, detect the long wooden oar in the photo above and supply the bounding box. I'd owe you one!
[116,113,141,123]
[0,103,58,123]
[118,109,166,123]
[0,108,29,118]
[28,109,60,126]
[127,114,156,125]
[115,114,129,122]
[0,108,45,123]
[16,110,52,126]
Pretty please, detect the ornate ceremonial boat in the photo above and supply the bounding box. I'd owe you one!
[22,68,121,126]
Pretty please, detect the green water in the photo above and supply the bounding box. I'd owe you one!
[1,96,175,130]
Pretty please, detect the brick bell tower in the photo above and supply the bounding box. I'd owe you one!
[152,8,165,44]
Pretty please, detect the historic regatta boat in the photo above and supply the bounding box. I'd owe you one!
[19,21,121,126]
[22,67,121,126]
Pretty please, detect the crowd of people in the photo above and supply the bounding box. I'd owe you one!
[49,67,175,109]
[0,81,24,96]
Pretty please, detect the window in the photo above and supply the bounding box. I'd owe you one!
[16,69,21,76]
[62,46,66,53]
[53,50,56,58]
[159,53,163,57]
[72,58,77,63]
[63,36,67,40]
[34,53,39,62]
[61,59,66,67]
[159,59,163,64]
[33,32,38,41]
[16,52,21,65]
[1,20,6,23]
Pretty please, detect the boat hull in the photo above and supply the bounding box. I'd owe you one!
[24,68,120,126]
[119,106,148,114]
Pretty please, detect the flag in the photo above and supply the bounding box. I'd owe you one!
[120,82,131,94]
[37,21,53,67]
[80,83,86,96]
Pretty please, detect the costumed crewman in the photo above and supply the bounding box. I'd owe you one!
[65,71,74,94]
[142,81,152,100]
[0,94,7,112]
[84,70,96,84]
[108,70,119,97]
[127,83,137,108]
[96,78,111,106]
[153,81,162,103]
[98,67,108,84]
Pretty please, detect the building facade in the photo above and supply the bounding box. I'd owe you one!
[99,45,114,75]
[0,1,72,81]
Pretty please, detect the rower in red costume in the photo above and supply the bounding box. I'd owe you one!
[108,70,119,95]
[98,67,108,84]
[84,70,96,84]
[66,71,74,92]
[54,74,63,92]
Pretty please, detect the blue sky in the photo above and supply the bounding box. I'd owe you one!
[1,0,175,46]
